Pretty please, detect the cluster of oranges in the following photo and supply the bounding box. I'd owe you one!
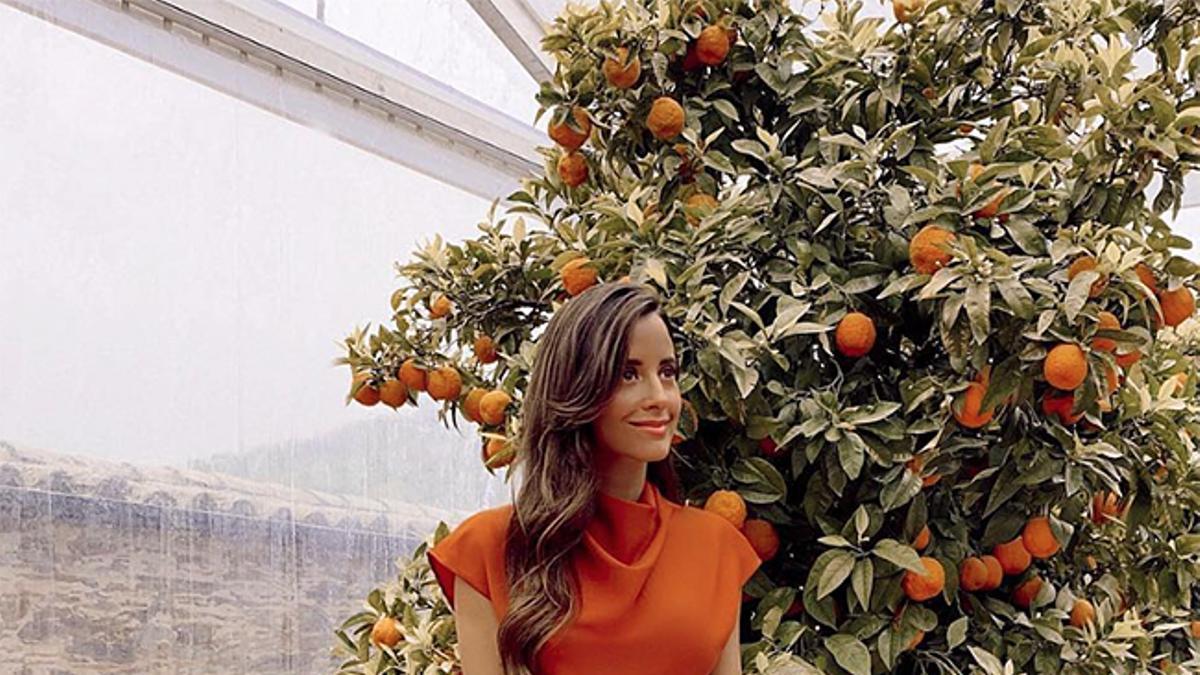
[1038,258,1194,426]
[463,387,515,468]
[905,214,1196,431]
[347,289,518,468]
[703,489,781,562]
[547,11,740,190]
[350,358,464,409]
[902,516,1092,624]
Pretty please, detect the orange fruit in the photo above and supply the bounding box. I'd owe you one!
[1190,620,1200,638]
[474,335,499,364]
[399,359,427,392]
[647,97,685,140]
[548,105,591,151]
[484,437,511,465]
[1041,390,1082,425]
[561,257,599,296]
[758,437,782,457]
[921,86,936,100]
[1012,576,1043,609]
[913,524,931,551]
[1134,263,1158,294]
[954,371,995,429]
[557,151,589,188]
[1159,286,1195,326]
[427,366,463,402]
[909,225,956,274]
[602,46,641,89]
[684,192,719,226]
[892,0,925,22]
[379,378,408,408]
[835,312,876,358]
[463,387,487,423]
[958,122,975,134]
[955,163,984,199]
[906,630,925,651]
[680,42,703,71]
[1115,349,1142,369]
[1022,516,1060,559]
[1044,343,1088,391]
[1091,492,1121,525]
[980,555,1003,590]
[479,390,512,426]
[742,519,780,561]
[784,598,804,618]
[906,455,941,487]
[1092,311,1121,353]
[1068,255,1109,298]
[352,372,381,406]
[370,616,403,648]
[901,557,945,602]
[705,490,747,529]
[1070,598,1095,628]
[695,25,730,65]
[993,538,1032,575]
[959,557,990,592]
[1101,365,1120,402]
[429,293,454,319]
[974,186,1011,219]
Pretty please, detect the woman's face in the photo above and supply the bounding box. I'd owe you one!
[591,313,682,464]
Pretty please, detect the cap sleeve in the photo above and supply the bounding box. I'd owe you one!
[724,520,763,588]
[426,508,508,611]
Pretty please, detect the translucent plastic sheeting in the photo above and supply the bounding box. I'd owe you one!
[0,7,510,673]
[320,0,541,125]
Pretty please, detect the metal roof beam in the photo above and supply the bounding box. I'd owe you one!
[2,0,543,202]
[464,0,555,85]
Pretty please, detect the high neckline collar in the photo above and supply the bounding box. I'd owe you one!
[585,480,661,567]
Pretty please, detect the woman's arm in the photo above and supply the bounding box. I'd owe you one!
[453,576,505,675]
[710,620,743,675]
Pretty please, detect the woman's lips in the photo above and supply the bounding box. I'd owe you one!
[631,421,669,436]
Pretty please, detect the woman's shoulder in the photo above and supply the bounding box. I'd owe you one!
[448,502,514,537]
[673,501,763,582]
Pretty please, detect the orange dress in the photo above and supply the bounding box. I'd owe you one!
[427,480,762,674]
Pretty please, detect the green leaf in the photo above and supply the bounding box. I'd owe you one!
[825,634,871,675]
[995,276,1035,319]
[837,433,866,480]
[644,257,668,289]
[1003,218,1047,255]
[720,271,750,314]
[965,280,992,344]
[731,457,788,503]
[851,558,874,611]
[842,402,901,426]
[712,99,740,122]
[880,469,923,512]
[948,616,969,649]
[872,539,926,573]
[817,549,857,599]
[1063,270,1096,322]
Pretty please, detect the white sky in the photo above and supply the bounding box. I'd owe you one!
[0,0,1197,473]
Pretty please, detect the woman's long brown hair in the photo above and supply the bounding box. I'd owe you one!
[495,281,682,674]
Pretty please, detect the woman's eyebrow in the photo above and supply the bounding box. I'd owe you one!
[626,358,678,366]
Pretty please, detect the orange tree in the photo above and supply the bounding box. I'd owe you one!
[332,0,1200,672]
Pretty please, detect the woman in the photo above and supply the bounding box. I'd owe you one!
[428,281,761,674]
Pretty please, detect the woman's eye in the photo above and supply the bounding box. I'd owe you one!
[622,368,638,381]
[661,366,677,379]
